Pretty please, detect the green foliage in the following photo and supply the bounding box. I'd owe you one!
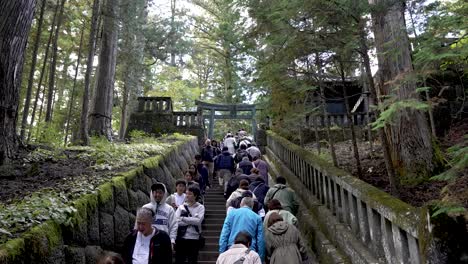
[431,139,468,181]
[371,99,429,130]
[0,190,76,244]
[431,201,467,217]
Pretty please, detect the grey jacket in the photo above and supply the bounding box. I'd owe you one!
[175,202,205,240]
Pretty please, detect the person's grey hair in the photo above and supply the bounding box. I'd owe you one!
[240,197,254,209]
[242,156,249,161]
[136,207,154,222]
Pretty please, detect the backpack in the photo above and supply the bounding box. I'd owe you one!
[234,150,249,163]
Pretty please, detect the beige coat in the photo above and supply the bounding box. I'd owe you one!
[216,244,262,264]
[265,221,308,264]
[263,209,298,229]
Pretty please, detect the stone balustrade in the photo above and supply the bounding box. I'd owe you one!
[173,111,200,128]
[137,97,172,113]
[306,112,375,128]
[266,131,431,264]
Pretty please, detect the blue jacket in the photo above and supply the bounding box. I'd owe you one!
[215,151,235,172]
[219,207,265,260]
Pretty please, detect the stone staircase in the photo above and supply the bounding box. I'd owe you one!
[199,185,226,263]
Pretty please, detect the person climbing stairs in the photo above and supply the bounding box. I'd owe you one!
[198,185,226,263]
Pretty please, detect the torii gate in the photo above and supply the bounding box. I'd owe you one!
[195,100,257,141]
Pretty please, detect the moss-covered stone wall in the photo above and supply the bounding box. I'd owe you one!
[0,136,199,264]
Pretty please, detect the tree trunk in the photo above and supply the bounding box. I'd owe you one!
[89,0,119,140]
[79,0,100,145]
[45,0,66,122]
[316,54,338,166]
[119,0,147,139]
[20,0,46,141]
[357,16,400,194]
[339,62,363,177]
[0,0,37,164]
[170,0,177,66]
[27,2,59,142]
[64,25,85,145]
[369,0,435,184]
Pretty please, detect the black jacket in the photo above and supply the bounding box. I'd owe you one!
[122,229,172,264]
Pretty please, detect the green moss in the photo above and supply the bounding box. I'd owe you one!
[98,182,113,204]
[23,221,62,258]
[0,238,25,263]
[112,176,127,191]
[142,155,163,169]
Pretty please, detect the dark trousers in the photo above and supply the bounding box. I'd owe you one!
[175,238,199,264]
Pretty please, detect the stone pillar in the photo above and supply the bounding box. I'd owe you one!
[256,123,267,154]
[208,109,215,139]
[252,108,257,141]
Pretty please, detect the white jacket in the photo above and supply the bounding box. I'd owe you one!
[175,202,205,240]
[143,183,178,243]
[216,244,262,264]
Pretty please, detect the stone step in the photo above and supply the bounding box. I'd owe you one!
[204,204,226,210]
[203,223,223,231]
[203,230,222,236]
[203,217,225,224]
[203,242,219,251]
[204,235,220,244]
[198,251,219,261]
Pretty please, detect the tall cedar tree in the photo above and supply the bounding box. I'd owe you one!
[45,0,67,122]
[0,0,37,164]
[20,0,46,140]
[369,0,437,183]
[80,0,100,145]
[89,0,119,140]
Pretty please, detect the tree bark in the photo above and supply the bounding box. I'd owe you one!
[45,0,66,122]
[357,15,400,194]
[89,0,119,140]
[315,54,338,166]
[119,0,147,139]
[79,0,100,145]
[20,0,46,141]
[339,62,363,177]
[369,0,435,183]
[64,24,85,145]
[0,0,37,164]
[27,1,59,142]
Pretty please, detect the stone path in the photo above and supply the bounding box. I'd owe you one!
[198,185,225,263]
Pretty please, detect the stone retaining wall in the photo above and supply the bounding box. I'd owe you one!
[0,136,199,264]
[265,131,432,264]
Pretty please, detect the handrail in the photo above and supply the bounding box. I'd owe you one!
[306,112,375,127]
[266,130,428,264]
[173,111,200,127]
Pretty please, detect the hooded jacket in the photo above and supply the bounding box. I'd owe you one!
[263,210,297,229]
[265,221,307,264]
[264,184,299,215]
[143,183,178,244]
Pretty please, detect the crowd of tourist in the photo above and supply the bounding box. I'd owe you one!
[114,130,307,264]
